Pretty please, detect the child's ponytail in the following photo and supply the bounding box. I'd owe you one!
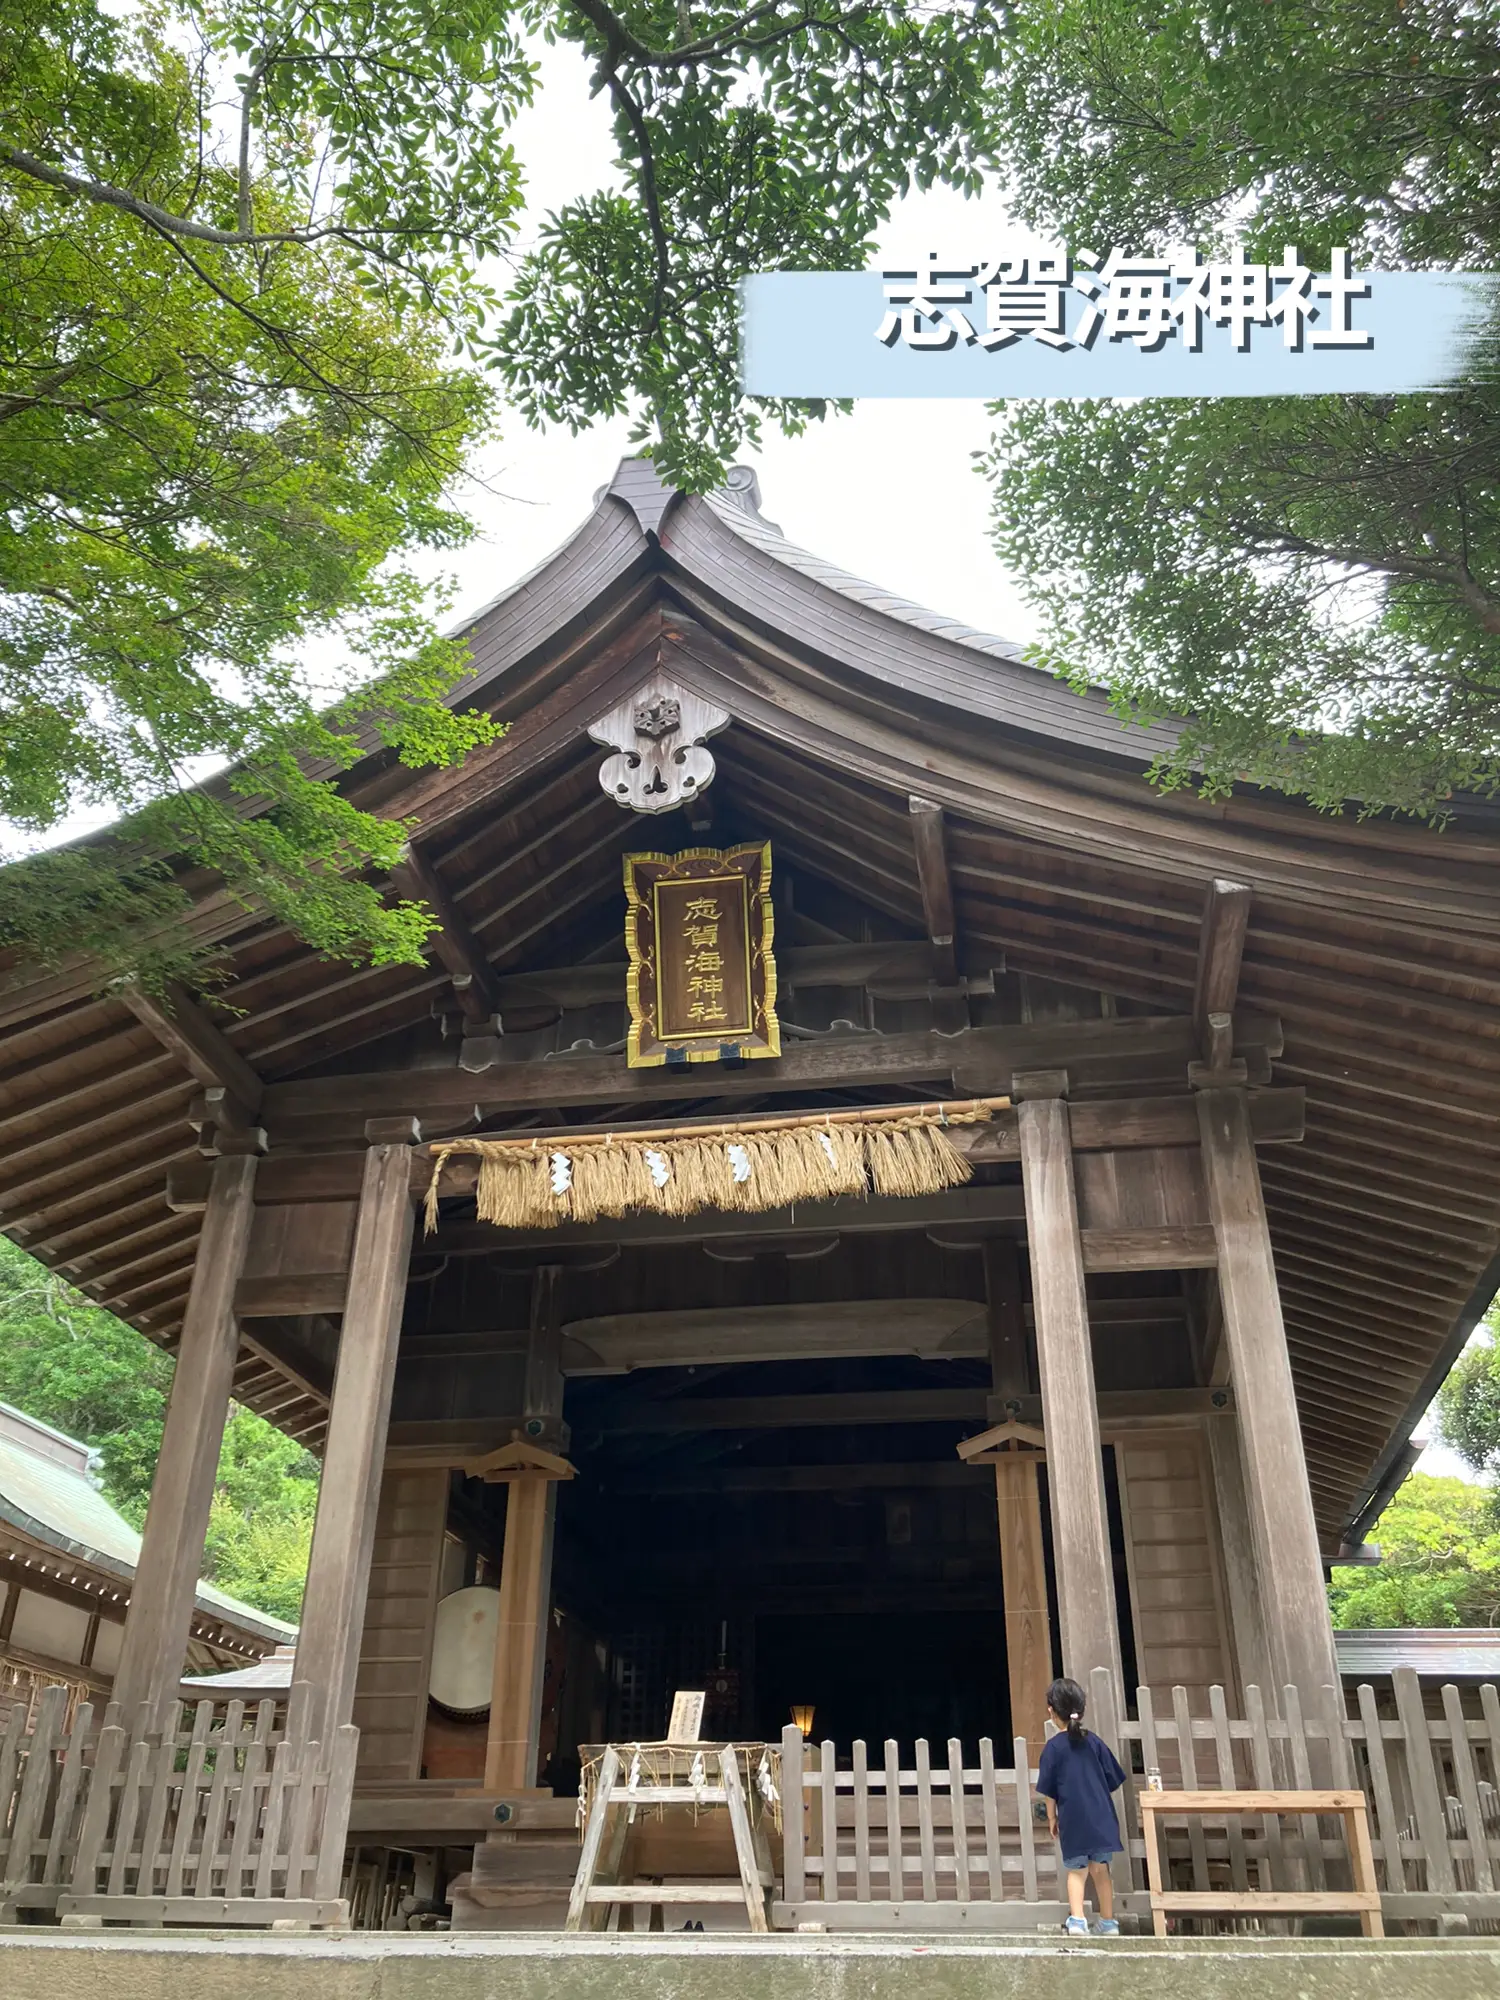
[1046,1676,1089,1748]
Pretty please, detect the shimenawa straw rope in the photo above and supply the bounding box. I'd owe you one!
[423,1096,1010,1233]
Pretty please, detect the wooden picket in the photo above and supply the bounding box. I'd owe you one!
[0,1686,90,1919]
[775,1670,1500,1932]
[775,1725,1072,1927]
[0,1681,356,1929]
[2,1668,1500,1933]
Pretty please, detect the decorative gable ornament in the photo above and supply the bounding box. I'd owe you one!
[589,674,730,815]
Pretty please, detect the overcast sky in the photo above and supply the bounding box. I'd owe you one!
[427,40,1039,648]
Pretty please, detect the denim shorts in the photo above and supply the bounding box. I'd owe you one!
[1062,1849,1115,1870]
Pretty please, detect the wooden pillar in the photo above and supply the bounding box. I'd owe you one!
[1196,1087,1340,1708]
[522,1265,565,1445]
[982,1237,1028,1409]
[1013,1071,1124,1709]
[484,1471,559,1793]
[993,1454,1051,1769]
[294,1120,417,1740]
[485,1267,567,1793]
[112,1146,260,1722]
[982,1238,1050,1765]
[1206,1411,1275,1703]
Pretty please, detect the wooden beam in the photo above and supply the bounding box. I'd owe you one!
[983,1236,1029,1406]
[389,841,501,1029]
[1206,1413,1275,1699]
[174,1171,1028,1254]
[110,1152,259,1720]
[262,1012,1251,1131]
[235,1272,348,1318]
[1007,1387,1234,1428]
[488,941,950,1010]
[116,978,263,1116]
[386,1388,1228,1466]
[166,1086,1303,1213]
[1080,1225,1219,1272]
[293,1124,418,1741]
[609,1460,991,1494]
[403,1293,1186,1375]
[522,1265,565,1444]
[1193,881,1253,1052]
[993,1453,1051,1769]
[1013,1068,1123,1694]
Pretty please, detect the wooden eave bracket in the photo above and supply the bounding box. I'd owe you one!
[957,1419,1047,1463]
[908,799,966,1029]
[389,840,503,1049]
[1193,881,1253,1059]
[117,977,263,1132]
[463,1440,577,1484]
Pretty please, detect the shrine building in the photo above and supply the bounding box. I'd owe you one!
[0,457,1497,1929]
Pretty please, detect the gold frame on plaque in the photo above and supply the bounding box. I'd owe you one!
[622,843,779,1067]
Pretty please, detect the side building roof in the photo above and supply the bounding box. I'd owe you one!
[0,1402,294,1652]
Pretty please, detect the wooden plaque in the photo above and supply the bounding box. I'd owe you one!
[623,843,779,1066]
[666,1689,706,1743]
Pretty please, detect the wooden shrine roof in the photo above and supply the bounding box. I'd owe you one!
[0,458,1497,1550]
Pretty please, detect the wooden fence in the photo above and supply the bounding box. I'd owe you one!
[4,1668,1499,1933]
[777,1669,1500,1932]
[0,1680,356,1927]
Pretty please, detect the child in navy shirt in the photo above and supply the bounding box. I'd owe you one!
[1034,1675,1126,1937]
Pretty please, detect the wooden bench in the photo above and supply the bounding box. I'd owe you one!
[1139,1788,1383,1938]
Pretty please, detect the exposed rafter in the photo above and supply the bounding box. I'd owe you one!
[908,795,970,1032]
[115,978,262,1119]
[389,839,502,1046]
[1193,879,1253,1062]
[908,796,959,985]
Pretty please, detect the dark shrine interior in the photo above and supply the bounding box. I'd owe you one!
[423,1258,1159,1791]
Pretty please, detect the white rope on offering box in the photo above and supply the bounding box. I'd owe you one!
[423,1095,1011,1234]
[575,1742,782,1835]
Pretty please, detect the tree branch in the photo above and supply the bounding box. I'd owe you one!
[1226,515,1500,637]
[0,360,85,423]
[3,143,352,250]
[602,72,671,334]
[237,50,268,237]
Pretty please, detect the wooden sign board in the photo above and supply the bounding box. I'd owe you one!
[667,1689,706,1743]
[624,843,779,1066]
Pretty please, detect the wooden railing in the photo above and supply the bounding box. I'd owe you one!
[778,1669,1500,1932]
[0,1680,356,1928]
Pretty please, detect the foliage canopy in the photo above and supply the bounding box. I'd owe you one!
[1328,1472,1500,1629]
[0,1236,315,1622]
[1437,1324,1500,1485]
[980,0,1500,817]
[0,0,525,973]
[2,0,1010,978]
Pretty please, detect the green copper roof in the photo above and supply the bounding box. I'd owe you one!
[0,1403,296,1648]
